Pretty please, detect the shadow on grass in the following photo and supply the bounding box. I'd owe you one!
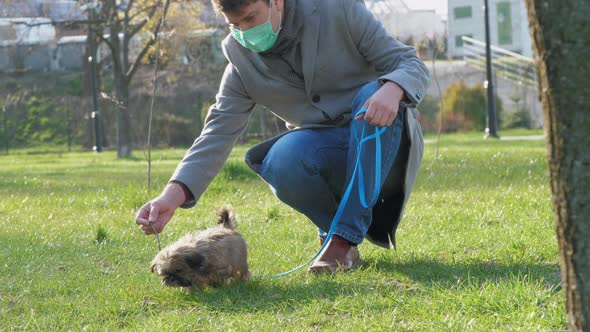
[180,277,368,312]
[176,256,561,312]
[364,255,561,289]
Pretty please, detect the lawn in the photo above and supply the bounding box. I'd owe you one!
[0,129,565,330]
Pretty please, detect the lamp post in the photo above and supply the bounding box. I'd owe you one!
[83,1,103,152]
[484,0,499,138]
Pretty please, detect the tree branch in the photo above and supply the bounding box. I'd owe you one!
[127,0,137,13]
[126,0,172,81]
[106,0,123,75]
[91,27,114,53]
[127,4,158,37]
[127,3,159,23]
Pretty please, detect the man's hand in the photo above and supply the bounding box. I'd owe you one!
[135,183,187,235]
[355,81,406,127]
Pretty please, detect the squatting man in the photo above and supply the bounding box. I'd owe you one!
[135,0,430,274]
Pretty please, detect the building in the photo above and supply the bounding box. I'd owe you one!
[0,17,56,71]
[0,0,85,72]
[366,0,446,41]
[0,0,82,19]
[0,17,56,44]
[447,0,532,58]
[0,0,85,37]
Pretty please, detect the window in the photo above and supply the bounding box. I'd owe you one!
[497,2,513,45]
[454,6,472,19]
[455,34,474,47]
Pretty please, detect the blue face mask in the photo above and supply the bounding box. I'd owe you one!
[230,0,282,53]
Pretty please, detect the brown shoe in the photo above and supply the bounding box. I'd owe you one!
[308,235,361,274]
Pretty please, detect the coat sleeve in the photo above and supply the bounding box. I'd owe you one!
[169,63,256,208]
[342,0,430,107]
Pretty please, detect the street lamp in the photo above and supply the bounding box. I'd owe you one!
[484,0,499,138]
[82,1,103,152]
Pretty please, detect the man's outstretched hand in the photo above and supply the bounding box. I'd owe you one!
[135,183,186,235]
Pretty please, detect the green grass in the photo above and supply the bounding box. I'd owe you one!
[0,130,565,331]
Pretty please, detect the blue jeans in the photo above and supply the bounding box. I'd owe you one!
[260,82,404,244]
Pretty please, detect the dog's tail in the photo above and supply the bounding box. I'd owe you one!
[217,205,237,229]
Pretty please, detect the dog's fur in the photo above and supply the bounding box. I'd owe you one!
[150,205,249,290]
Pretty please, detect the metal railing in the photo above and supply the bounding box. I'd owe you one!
[462,36,537,87]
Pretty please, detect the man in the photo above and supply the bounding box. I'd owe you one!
[136,0,430,273]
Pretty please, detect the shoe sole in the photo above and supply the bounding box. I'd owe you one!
[307,259,362,274]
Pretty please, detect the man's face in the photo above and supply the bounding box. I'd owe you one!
[222,0,283,32]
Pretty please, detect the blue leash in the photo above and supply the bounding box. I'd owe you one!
[266,108,387,278]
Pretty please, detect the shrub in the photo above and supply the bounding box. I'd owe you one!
[438,81,503,132]
[502,106,531,129]
[502,93,532,129]
[416,94,440,133]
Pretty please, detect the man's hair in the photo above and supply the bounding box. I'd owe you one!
[211,0,264,14]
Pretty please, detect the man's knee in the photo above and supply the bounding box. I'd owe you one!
[261,138,317,197]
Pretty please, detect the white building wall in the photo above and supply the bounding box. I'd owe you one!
[447,0,533,58]
[0,18,56,46]
[366,1,446,41]
[447,0,484,57]
[381,10,447,40]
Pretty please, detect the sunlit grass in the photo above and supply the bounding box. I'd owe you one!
[0,130,565,330]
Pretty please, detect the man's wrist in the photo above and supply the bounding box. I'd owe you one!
[383,81,406,101]
[381,79,416,107]
[163,181,191,208]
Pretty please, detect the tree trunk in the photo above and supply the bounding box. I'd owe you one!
[114,71,132,158]
[524,1,590,331]
[110,17,132,158]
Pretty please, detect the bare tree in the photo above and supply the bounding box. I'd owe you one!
[525,1,590,330]
[86,0,200,157]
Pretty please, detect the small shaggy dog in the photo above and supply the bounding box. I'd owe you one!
[150,206,249,290]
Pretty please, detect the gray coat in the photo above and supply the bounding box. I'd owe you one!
[171,0,430,248]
